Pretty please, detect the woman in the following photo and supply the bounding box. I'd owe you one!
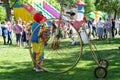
[97,18,104,40]
[13,19,23,47]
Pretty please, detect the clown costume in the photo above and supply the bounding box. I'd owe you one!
[31,12,50,72]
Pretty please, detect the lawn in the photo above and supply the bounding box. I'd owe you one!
[0,36,120,80]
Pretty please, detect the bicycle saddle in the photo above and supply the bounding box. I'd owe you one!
[66,11,76,16]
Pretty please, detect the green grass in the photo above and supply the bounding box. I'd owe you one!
[0,36,120,80]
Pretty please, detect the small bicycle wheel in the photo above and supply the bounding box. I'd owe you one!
[99,59,109,68]
[94,66,107,78]
[29,18,83,73]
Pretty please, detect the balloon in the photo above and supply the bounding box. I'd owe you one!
[102,13,107,19]
[87,12,95,20]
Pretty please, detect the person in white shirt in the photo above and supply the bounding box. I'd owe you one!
[96,18,104,40]
[115,19,120,35]
[91,19,97,38]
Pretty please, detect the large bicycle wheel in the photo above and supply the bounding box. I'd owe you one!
[29,18,83,73]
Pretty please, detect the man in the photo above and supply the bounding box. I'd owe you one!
[31,11,50,72]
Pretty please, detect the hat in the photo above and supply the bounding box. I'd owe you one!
[38,11,43,15]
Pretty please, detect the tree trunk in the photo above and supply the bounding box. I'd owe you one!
[3,0,12,22]
[114,9,117,19]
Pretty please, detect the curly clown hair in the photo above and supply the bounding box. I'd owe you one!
[33,11,44,23]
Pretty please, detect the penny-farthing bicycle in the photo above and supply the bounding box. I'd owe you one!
[29,3,108,78]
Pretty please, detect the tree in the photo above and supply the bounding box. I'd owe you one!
[84,0,96,14]
[3,0,18,21]
[0,6,6,23]
[95,0,120,19]
[3,0,28,22]
[46,0,60,10]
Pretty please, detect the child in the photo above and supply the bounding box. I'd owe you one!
[26,21,32,47]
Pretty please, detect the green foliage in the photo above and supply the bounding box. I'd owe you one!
[56,0,76,8]
[3,0,28,9]
[9,0,28,7]
[0,6,6,23]
[16,0,29,5]
[46,0,60,11]
[95,0,120,15]
[84,0,96,14]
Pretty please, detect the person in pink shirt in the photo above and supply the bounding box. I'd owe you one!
[13,19,23,47]
[5,19,13,45]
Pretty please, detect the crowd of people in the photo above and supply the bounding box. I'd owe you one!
[86,18,120,40]
[0,18,32,47]
[0,17,120,47]
[0,19,12,45]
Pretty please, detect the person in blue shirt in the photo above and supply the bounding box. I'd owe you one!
[1,21,8,45]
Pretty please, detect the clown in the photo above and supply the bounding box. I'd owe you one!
[31,11,50,72]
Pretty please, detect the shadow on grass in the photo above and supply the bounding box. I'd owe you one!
[81,48,120,66]
[0,37,120,80]
[0,48,120,80]
[0,62,99,80]
[0,62,120,80]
